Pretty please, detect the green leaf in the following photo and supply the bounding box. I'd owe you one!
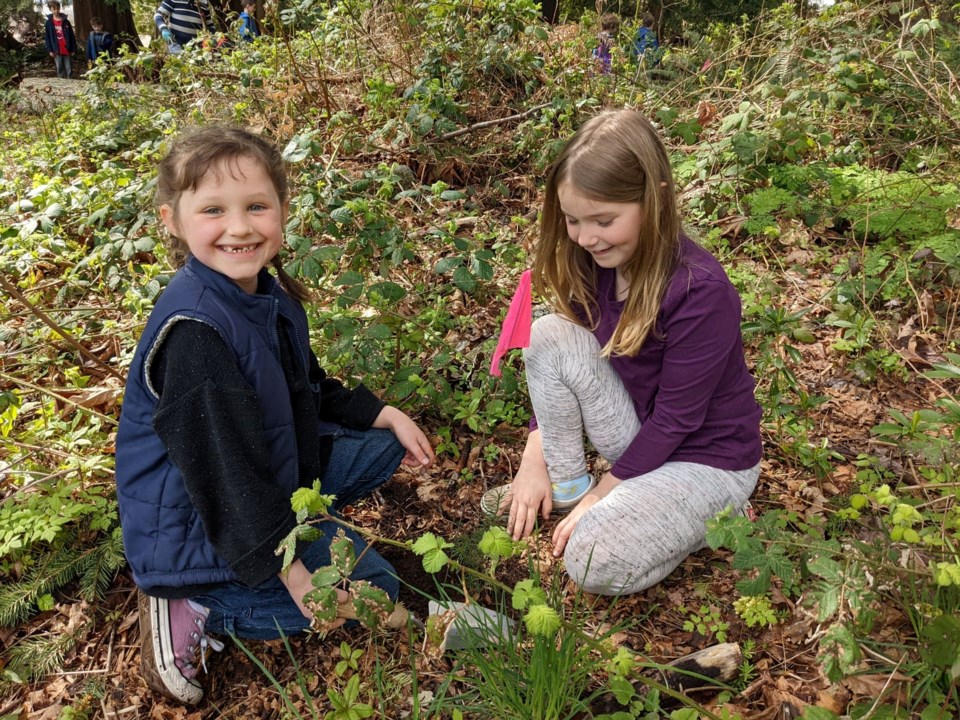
[512,578,547,610]
[349,580,394,629]
[807,554,841,581]
[920,614,960,669]
[478,526,515,562]
[799,707,840,720]
[290,485,334,516]
[36,594,55,612]
[434,256,461,274]
[304,585,337,623]
[452,267,476,293]
[440,190,466,201]
[329,530,357,577]
[523,603,561,636]
[607,675,636,705]
[311,565,343,588]
[367,281,406,303]
[411,533,453,573]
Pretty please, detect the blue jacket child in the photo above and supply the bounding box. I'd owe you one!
[239,0,260,41]
[115,127,434,706]
[86,18,113,62]
[633,12,660,65]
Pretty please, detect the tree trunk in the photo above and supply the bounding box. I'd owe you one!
[72,0,141,55]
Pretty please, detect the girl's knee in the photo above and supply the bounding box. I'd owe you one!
[564,528,625,595]
[564,520,666,596]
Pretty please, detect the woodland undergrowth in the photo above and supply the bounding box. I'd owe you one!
[1,0,959,718]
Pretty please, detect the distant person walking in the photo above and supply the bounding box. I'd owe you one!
[238,0,260,41]
[44,1,77,78]
[86,16,114,64]
[154,0,216,51]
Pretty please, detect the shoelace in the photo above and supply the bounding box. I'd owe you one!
[183,615,225,675]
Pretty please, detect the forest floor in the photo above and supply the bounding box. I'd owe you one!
[3,241,929,720]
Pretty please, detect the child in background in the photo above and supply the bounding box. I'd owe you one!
[486,110,761,596]
[592,12,619,75]
[86,16,113,64]
[239,0,260,41]
[44,1,76,78]
[154,0,216,50]
[115,127,434,704]
[633,12,659,65]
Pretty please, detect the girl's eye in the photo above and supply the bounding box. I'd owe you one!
[565,217,579,226]
[249,203,267,211]
[202,207,223,215]
[598,220,613,227]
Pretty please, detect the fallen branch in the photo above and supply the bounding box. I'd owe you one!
[433,103,551,141]
[0,274,126,383]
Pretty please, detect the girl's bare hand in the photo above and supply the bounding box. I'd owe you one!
[373,405,435,467]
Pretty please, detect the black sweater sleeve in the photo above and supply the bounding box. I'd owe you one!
[309,352,385,429]
[150,320,297,587]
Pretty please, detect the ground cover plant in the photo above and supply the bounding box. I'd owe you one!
[1,0,959,717]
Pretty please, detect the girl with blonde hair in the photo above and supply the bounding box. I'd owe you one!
[487,110,761,595]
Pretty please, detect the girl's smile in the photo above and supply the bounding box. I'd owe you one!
[160,156,287,294]
[557,182,643,272]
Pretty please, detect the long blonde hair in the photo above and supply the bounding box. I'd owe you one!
[155,126,311,302]
[535,110,680,357]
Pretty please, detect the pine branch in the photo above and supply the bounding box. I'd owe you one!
[6,618,94,681]
[0,527,123,626]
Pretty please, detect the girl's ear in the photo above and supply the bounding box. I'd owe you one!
[159,204,179,236]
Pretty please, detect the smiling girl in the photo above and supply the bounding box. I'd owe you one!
[486,110,762,596]
[116,127,433,704]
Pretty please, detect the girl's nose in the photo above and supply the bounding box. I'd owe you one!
[228,214,252,236]
[577,231,598,248]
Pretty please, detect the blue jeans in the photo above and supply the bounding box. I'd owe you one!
[53,54,72,78]
[193,426,405,640]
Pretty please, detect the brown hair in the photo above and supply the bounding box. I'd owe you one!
[155,126,310,301]
[535,109,681,357]
[600,12,620,34]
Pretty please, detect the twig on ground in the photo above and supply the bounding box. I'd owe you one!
[433,103,551,141]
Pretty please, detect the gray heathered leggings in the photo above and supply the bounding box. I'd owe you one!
[524,314,759,595]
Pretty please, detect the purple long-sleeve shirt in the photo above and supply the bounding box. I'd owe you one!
[534,237,762,480]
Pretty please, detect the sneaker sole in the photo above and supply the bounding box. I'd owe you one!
[138,592,203,705]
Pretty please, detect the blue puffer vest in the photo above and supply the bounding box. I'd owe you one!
[116,258,309,594]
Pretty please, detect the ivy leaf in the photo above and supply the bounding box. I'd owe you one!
[523,603,561,637]
[512,578,547,610]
